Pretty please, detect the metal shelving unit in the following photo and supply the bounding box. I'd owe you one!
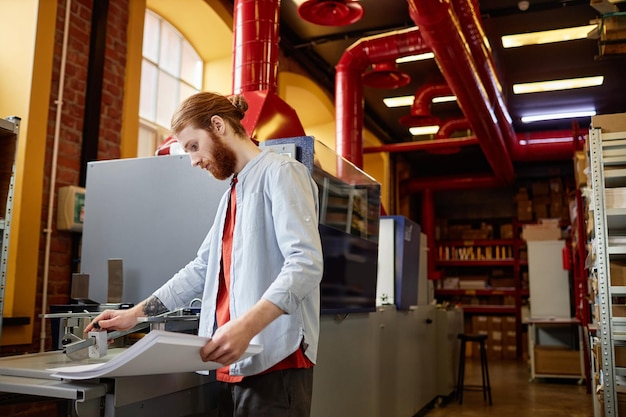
[589,127,626,417]
[0,116,19,343]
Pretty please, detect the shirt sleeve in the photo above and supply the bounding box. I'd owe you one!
[262,160,324,314]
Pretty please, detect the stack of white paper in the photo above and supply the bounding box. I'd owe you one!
[48,330,262,380]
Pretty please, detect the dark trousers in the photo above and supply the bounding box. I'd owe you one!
[217,367,314,417]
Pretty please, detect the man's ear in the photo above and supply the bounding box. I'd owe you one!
[211,115,226,134]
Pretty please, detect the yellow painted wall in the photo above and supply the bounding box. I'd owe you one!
[204,57,234,95]
[120,0,146,159]
[0,0,57,345]
[363,131,391,213]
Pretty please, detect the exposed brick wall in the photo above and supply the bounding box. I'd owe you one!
[0,0,127,413]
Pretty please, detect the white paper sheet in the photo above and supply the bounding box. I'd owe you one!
[48,330,262,380]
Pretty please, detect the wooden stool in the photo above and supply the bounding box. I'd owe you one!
[456,333,492,405]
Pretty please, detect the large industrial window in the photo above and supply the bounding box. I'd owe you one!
[139,10,203,156]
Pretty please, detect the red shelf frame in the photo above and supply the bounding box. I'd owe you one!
[435,259,515,267]
[437,239,516,246]
[461,305,517,314]
[435,288,516,296]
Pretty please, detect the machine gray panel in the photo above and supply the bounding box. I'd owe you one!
[81,155,229,304]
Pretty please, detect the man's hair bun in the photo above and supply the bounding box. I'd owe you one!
[227,94,248,120]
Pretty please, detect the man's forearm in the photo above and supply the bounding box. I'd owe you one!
[141,295,169,316]
[239,299,285,339]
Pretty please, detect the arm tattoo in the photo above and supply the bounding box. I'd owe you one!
[142,296,169,316]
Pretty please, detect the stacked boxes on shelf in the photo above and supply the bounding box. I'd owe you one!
[515,178,570,222]
[469,315,521,360]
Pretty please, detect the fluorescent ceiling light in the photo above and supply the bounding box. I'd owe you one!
[432,95,457,104]
[409,125,440,136]
[384,94,457,108]
[513,76,604,94]
[521,110,596,123]
[502,24,597,48]
[396,52,435,64]
[519,137,577,145]
[383,96,413,108]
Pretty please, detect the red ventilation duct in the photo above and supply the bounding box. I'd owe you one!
[298,0,364,26]
[449,0,581,162]
[398,115,440,129]
[233,0,305,140]
[364,136,478,153]
[403,173,503,193]
[436,118,471,139]
[397,83,452,127]
[412,82,453,117]
[512,129,586,161]
[335,27,430,167]
[399,126,587,195]
[363,61,411,89]
[407,0,514,184]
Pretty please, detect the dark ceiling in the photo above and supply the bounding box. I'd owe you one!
[268,0,626,180]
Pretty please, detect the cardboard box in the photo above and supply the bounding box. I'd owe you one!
[613,304,626,317]
[502,295,515,306]
[573,151,588,188]
[503,330,517,346]
[549,178,563,195]
[615,345,626,367]
[500,224,514,239]
[488,316,502,331]
[533,195,551,206]
[515,188,529,202]
[611,261,626,286]
[472,315,489,332]
[502,344,517,360]
[461,228,491,240]
[532,182,550,196]
[517,200,533,221]
[490,330,502,343]
[533,204,548,220]
[550,200,563,219]
[534,346,580,375]
[490,277,515,288]
[592,112,626,133]
[522,223,562,241]
[502,316,516,331]
[600,14,626,55]
[606,188,626,209]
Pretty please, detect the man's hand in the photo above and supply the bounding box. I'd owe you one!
[200,318,254,366]
[84,308,139,333]
[200,299,284,365]
[84,296,167,333]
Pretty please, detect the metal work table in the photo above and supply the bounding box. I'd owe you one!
[0,349,217,417]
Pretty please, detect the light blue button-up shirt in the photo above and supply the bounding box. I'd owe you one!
[152,149,323,376]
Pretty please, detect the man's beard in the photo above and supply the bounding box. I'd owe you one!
[208,133,237,181]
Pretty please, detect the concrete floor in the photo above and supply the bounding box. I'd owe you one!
[424,358,594,417]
